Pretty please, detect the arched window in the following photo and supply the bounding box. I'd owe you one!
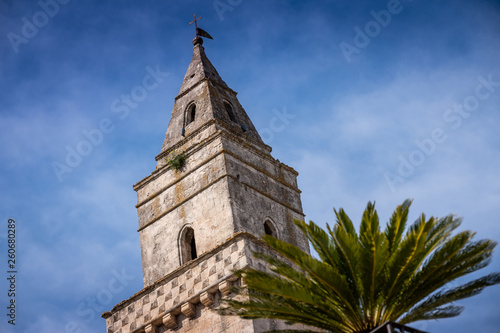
[186,103,196,125]
[223,101,236,122]
[264,220,277,238]
[179,226,197,264]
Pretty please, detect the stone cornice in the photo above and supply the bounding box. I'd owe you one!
[223,149,301,194]
[227,173,305,217]
[136,141,301,210]
[104,232,266,315]
[155,118,272,163]
[174,77,237,102]
[134,119,295,193]
[133,120,218,191]
[136,172,227,231]
[136,166,304,232]
[155,119,218,162]
[134,128,222,193]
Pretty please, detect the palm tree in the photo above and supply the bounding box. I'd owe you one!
[218,200,500,332]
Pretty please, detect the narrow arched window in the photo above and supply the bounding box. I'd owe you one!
[186,104,196,125]
[190,232,197,259]
[224,101,236,122]
[180,227,197,264]
[264,220,277,237]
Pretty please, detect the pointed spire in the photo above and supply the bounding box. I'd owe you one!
[177,40,230,97]
[156,35,268,162]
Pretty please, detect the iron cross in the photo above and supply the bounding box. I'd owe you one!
[189,14,201,37]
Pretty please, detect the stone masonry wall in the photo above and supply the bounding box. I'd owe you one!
[135,120,308,285]
[218,128,309,253]
[139,178,235,286]
[160,77,217,154]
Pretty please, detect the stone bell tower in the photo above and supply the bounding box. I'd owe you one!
[102,36,310,333]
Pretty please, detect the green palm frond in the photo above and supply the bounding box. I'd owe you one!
[218,200,500,333]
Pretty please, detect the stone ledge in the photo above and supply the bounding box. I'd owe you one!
[135,118,295,198]
[227,174,305,217]
[135,136,224,209]
[136,168,303,232]
[134,120,219,191]
[103,232,278,333]
[137,142,301,212]
[175,77,237,102]
[131,275,240,333]
[174,77,207,102]
[136,173,227,231]
[223,149,301,193]
[155,118,271,165]
[155,119,220,162]
[135,126,299,202]
[104,232,266,315]
[215,120,272,156]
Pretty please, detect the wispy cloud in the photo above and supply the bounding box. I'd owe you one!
[1,1,499,332]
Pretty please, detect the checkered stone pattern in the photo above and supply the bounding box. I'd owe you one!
[244,238,277,273]
[106,235,256,333]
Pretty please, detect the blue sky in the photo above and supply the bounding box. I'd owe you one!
[1,0,499,332]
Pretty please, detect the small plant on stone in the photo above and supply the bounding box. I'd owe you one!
[166,150,186,171]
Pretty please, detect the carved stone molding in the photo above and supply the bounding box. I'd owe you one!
[219,280,232,296]
[181,302,196,318]
[144,323,158,333]
[162,313,177,329]
[200,291,214,307]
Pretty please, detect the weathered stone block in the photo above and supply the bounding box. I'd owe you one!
[200,291,214,307]
[219,280,232,296]
[145,323,157,333]
[181,302,196,318]
[162,313,177,329]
